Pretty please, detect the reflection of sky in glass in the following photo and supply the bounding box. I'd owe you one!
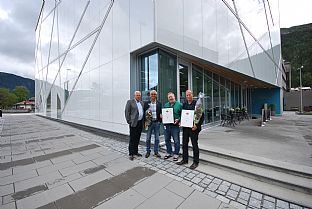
[149,53,158,90]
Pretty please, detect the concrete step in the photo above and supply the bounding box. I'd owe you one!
[198,151,312,195]
[195,160,312,208]
[198,145,312,179]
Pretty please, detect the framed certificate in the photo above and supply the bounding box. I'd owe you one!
[162,108,174,124]
[181,110,194,128]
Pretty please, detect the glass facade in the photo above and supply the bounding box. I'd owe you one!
[35,0,281,134]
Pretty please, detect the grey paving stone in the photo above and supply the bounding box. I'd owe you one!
[178,190,221,209]
[212,178,222,185]
[0,183,14,196]
[264,195,276,203]
[185,173,196,180]
[218,184,229,193]
[0,169,38,185]
[136,188,184,209]
[230,201,246,209]
[216,189,226,196]
[263,200,275,209]
[46,172,82,189]
[216,195,230,204]
[230,184,240,192]
[197,173,206,179]
[239,191,250,201]
[191,177,202,184]
[199,182,208,188]
[93,188,146,209]
[248,197,262,209]
[0,168,12,178]
[208,183,219,191]
[181,179,193,186]
[166,180,194,198]
[222,181,231,187]
[102,157,137,176]
[289,203,303,209]
[132,173,173,198]
[16,184,74,209]
[59,161,96,177]
[204,189,218,198]
[2,193,15,204]
[191,184,205,192]
[202,177,212,185]
[241,188,251,194]
[251,191,263,200]
[276,199,290,209]
[15,171,61,193]
[37,160,76,175]
[69,169,112,192]
[237,198,248,206]
[177,171,188,178]
[226,189,239,200]
[0,202,16,209]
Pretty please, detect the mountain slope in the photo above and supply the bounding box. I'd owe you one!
[0,72,35,98]
[281,23,312,87]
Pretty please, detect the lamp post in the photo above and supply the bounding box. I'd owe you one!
[298,65,304,113]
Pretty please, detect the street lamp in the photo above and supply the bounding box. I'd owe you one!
[298,65,304,113]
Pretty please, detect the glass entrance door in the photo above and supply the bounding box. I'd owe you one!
[178,61,190,104]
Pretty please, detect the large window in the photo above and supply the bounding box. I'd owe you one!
[192,64,203,97]
[213,74,220,122]
[204,70,213,123]
[140,49,177,105]
[140,51,158,101]
[158,50,177,104]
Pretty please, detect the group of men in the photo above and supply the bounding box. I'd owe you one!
[124,90,204,170]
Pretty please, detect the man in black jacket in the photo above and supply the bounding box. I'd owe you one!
[177,90,204,170]
[143,90,162,158]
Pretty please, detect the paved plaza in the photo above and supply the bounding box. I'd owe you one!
[199,111,312,167]
[0,114,311,209]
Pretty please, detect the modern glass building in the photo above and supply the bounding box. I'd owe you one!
[35,0,283,135]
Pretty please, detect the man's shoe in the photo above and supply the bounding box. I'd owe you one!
[176,160,188,165]
[190,163,198,170]
[136,153,143,157]
[129,155,134,161]
[173,154,179,161]
[154,153,161,158]
[164,154,172,160]
[145,152,150,158]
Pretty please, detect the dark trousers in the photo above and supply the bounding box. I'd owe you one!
[182,128,199,164]
[129,120,143,155]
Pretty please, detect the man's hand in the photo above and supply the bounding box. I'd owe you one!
[192,125,197,131]
[174,119,179,125]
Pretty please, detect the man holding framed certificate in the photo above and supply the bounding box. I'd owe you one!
[177,90,204,170]
[163,92,182,161]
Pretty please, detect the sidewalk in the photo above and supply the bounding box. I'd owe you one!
[199,111,312,167]
[0,114,309,209]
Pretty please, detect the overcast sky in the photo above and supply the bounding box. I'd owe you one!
[0,0,311,80]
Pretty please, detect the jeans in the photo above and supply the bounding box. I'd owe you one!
[182,127,199,163]
[146,121,160,153]
[164,125,180,155]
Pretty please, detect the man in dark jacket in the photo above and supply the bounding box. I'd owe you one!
[143,90,162,158]
[125,91,144,160]
[177,90,204,169]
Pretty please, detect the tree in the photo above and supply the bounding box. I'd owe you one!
[0,88,18,108]
[13,86,29,102]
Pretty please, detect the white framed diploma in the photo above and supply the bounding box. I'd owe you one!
[162,108,174,124]
[181,110,194,128]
